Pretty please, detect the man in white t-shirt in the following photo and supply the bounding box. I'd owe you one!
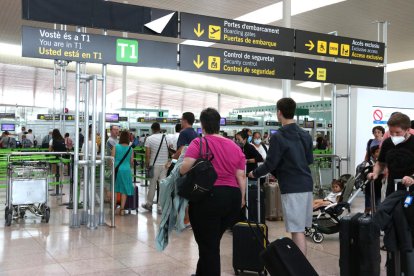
[167,123,181,151]
[26,129,35,144]
[106,125,119,156]
[142,122,170,212]
[17,126,26,141]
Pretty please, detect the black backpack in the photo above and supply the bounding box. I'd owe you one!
[52,139,67,152]
[177,137,217,202]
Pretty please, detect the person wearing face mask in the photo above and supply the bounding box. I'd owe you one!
[251,131,267,164]
[242,128,253,144]
[235,130,263,179]
[380,112,414,147]
[368,113,414,196]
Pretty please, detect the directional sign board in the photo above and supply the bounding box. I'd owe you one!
[22,0,178,37]
[180,45,294,79]
[21,26,177,69]
[180,13,294,51]
[295,30,385,63]
[294,58,384,87]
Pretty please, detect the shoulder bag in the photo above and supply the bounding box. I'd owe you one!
[177,137,218,202]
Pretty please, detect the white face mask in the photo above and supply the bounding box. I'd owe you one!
[391,135,405,146]
[253,139,261,145]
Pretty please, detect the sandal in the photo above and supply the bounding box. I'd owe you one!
[120,209,125,216]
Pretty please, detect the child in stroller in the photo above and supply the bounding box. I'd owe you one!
[313,179,344,210]
[305,174,355,243]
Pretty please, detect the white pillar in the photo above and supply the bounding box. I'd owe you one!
[282,0,291,98]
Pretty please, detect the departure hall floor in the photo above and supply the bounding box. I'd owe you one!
[0,185,387,276]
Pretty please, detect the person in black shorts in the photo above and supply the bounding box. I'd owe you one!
[369,113,414,195]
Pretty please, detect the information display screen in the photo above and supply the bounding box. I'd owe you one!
[270,129,278,135]
[1,124,15,131]
[105,113,119,122]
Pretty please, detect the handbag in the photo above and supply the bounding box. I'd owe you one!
[146,134,165,179]
[177,137,217,202]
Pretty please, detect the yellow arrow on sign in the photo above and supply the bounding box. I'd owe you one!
[305,40,315,51]
[305,68,314,78]
[193,23,204,37]
[193,55,204,69]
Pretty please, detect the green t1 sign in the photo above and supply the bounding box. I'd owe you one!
[116,39,139,63]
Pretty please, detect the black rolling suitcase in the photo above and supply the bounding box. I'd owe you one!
[246,182,265,224]
[233,222,268,276]
[339,212,381,276]
[385,180,414,276]
[260,237,318,276]
[233,177,267,275]
[124,184,139,214]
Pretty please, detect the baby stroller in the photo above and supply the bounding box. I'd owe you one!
[305,164,374,243]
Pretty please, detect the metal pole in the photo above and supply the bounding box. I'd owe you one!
[282,0,291,98]
[88,75,98,229]
[347,60,352,173]
[99,31,108,225]
[320,83,325,101]
[62,62,67,135]
[59,61,63,131]
[111,160,115,228]
[383,22,388,90]
[217,93,221,114]
[329,31,338,179]
[53,61,56,128]
[70,61,81,228]
[81,80,90,225]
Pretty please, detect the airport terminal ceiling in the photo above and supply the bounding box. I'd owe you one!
[0,0,414,115]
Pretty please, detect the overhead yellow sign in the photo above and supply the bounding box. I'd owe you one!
[193,54,204,69]
[208,56,221,71]
[304,68,314,78]
[305,40,314,51]
[194,23,204,37]
[208,25,221,40]
[316,68,327,81]
[341,44,350,57]
[317,41,327,54]
[329,42,338,55]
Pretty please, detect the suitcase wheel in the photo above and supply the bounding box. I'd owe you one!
[312,232,324,243]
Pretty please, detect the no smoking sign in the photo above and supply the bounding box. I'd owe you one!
[373,109,383,121]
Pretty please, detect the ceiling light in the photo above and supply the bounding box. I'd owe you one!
[236,0,346,25]
[235,2,283,24]
[0,43,22,57]
[292,0,347,16]
[296,82,330,89]
[387,60,414,72]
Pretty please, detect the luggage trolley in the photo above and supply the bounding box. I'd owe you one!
[5,161,50,226]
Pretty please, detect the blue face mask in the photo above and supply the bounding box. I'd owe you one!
[247,136,252,143]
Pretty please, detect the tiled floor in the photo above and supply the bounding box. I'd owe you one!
[0,184,387,275]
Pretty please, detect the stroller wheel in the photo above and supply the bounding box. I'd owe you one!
[312,232,324,243]
[304,227,312,237]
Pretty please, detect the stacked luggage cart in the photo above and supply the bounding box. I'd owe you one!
[5,161,50,226]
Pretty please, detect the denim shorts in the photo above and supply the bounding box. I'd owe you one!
[281,192,313,232]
